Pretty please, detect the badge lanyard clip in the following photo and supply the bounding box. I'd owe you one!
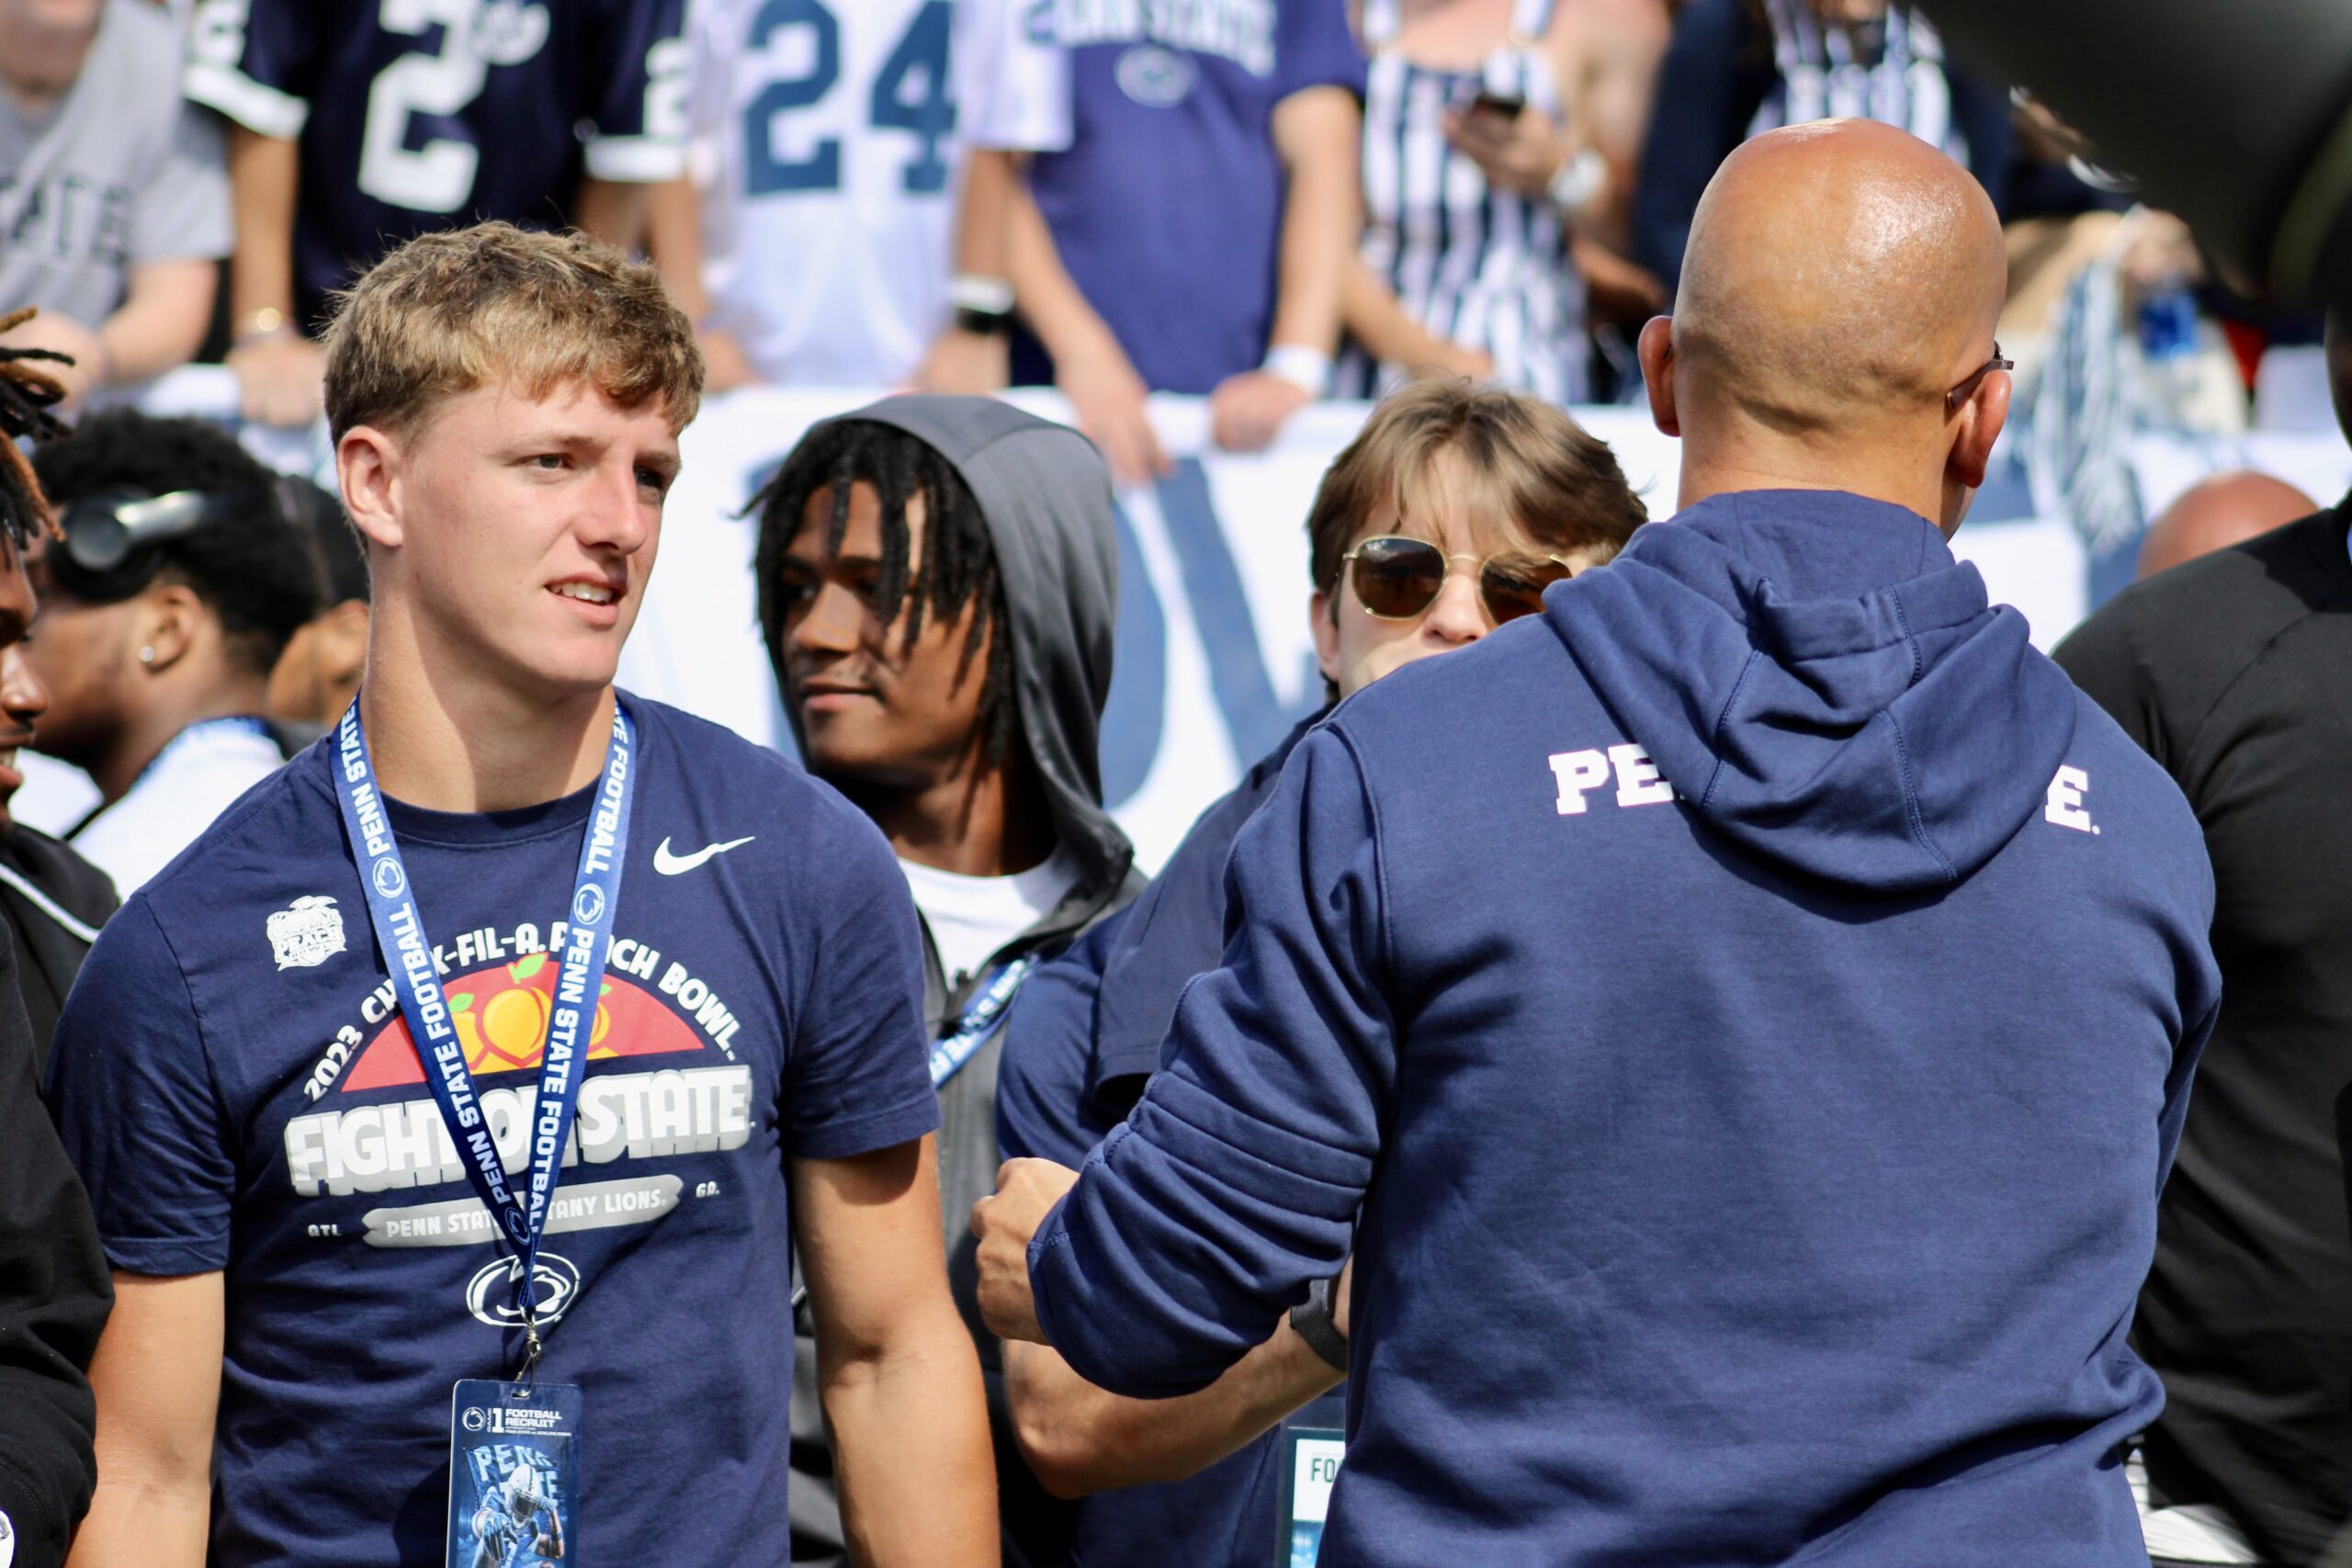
[331,695,637,1378]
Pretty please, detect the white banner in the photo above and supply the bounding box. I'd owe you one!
[90,370,2349,872]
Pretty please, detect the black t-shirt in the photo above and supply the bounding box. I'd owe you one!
[2055,504,2352,1564]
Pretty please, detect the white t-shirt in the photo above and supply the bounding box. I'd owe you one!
[684,0,1070,386]
[70,717,286,897]
[898,842,1081,990]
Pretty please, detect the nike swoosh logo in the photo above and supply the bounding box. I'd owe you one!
[652,835,756,875]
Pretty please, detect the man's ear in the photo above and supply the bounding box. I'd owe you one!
[1637,316,1679,438]
[1947,365,2012,492]
[1307,589,1340,691]
[133,582,204,672]
[339,426,405,551]
[320,600,370,685]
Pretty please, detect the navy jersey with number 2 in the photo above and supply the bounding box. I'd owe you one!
[185,0,686,331]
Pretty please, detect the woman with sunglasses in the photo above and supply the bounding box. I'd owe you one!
[989,376,1645,1568]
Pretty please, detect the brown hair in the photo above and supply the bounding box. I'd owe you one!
[322,222,703,444]
[1304,378,1646,594]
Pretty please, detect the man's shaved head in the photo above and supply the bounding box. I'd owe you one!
[2135,470,2316,580]
[1643,119,2013,533]
[1676,119,2007,431]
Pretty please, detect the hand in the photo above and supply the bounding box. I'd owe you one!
[1419,343,1495,381]
[1057,343,1168,488]
[1442,104,1568,199]
[226,333,326,427]
[915,326,1009,396]
[1208,369,1313,453]
[0,310,107,404]
[697,327,760,393]
[970,1156,1081,1346]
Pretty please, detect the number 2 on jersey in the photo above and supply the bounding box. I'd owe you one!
[742,0,958,197]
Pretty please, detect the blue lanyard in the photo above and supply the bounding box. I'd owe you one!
[330,696,636,1370]
[928,954,1035,1089]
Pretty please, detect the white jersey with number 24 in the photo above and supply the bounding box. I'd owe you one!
[684,0,1069,388]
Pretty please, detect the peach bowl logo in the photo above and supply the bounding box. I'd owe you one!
[341,953,699,1093]
[267,896,346,971]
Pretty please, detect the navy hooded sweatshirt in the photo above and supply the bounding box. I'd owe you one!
[998,711,1340,1567]
[1026,491,2221,1565]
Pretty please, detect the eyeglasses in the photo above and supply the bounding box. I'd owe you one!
[1947,343,2014,410]
[1336,535,1576,625]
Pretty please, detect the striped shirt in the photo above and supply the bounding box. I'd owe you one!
[1340,0,1588,404]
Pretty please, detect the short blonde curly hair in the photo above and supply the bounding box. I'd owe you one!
[322,222,703,444]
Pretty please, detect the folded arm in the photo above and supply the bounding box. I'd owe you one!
[1023,728,1395,1397]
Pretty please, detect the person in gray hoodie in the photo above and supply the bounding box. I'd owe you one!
[752,394,1141,1567]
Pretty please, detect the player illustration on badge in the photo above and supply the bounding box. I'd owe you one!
[449,1380,580,1567]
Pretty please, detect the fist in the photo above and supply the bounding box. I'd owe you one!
[969,1156,1080,1345]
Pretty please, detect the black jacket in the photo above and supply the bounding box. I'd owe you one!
[0,914,111,1568]
[0,827,119,1073]
[2055,504,2352,1564]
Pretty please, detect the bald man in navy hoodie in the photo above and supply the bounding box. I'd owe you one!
[973,119,2221,1566]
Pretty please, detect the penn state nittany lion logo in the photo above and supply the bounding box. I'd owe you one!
[268,896,346,972]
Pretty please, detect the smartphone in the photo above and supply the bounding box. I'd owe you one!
[1466,89,1527,122]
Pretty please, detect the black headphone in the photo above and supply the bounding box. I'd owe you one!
[50,482,285,604]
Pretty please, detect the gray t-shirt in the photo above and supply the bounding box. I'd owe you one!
[0,0,229,327]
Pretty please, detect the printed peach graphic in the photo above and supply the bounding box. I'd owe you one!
[342,951,698,1094]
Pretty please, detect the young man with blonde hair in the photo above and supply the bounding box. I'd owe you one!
[47,222,995,1567]
[991,378,1645,1567]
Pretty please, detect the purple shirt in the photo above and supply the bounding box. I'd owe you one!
[1019,0,1364,393]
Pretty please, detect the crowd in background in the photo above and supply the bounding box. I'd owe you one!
[2,0,2322,471]
[3,5,2349,1568]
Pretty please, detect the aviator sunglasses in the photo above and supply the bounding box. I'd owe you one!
[1336,535,1577,625]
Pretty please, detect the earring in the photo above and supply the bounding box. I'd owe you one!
[139,647,155,663]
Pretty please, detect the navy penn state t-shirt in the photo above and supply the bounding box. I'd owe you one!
[48,695,937,1568]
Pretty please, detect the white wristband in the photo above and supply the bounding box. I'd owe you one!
[948,273,1016,315]
[1546,147,1609,215]
[1261,343,1331,395]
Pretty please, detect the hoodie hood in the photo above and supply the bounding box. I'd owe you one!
[1548,489,2077,894]
[802,395,1134,897]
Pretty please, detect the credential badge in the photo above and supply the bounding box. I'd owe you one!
[268,895,346,972]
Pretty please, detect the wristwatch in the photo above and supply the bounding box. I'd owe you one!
[1288,1272,1350,1371]
[950,273,1015,337]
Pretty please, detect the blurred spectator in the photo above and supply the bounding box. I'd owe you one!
[27,410,319,894]
[995,378,1646,1568]
[1009,2,1364,481]
[2136,470,2318,580]
[1336,0,1658,405]
[1633,0,2011,297]
[652,0,1068,395]
[2054,318,2352,1568]
[0,0,228,403]
[0,327,113,1568]
[184,0,687,425]
[265,477,367,730]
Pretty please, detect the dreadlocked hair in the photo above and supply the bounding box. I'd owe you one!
[0,309,72,553]
[751,419,1017,764]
